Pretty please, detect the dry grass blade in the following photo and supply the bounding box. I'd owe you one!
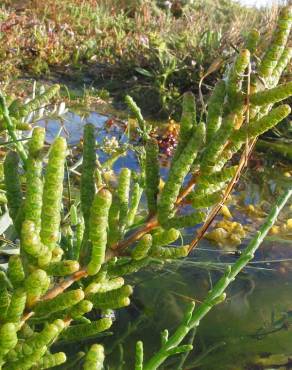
[199,57,225,113]
[187,140,255,253]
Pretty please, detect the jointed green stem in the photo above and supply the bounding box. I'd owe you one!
[144,188,292,370]
[0,92,28,165]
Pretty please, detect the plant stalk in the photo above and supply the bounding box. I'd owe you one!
[144,187,292,370]
[0,92,28,165]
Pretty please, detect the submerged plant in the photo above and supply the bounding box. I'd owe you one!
[0,6,291,369]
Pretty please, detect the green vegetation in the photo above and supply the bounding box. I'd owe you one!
[0,0,279,115]
[0,2,290,369]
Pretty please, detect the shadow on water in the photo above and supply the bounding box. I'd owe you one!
[45,110,292,370]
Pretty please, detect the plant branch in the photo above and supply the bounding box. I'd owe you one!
[113,172,200,253]
[112,218,159,252]
[0,92,28,166]
[188,60,253,253]
[144,187,292,369]
[175,172,199,205]
[21,268,88,327]
[41,268,88,301]
[188,139,255,253]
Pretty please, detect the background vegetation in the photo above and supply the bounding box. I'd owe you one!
[0,0,286,115]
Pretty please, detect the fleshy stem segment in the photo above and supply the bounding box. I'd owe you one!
[144,188,292,369]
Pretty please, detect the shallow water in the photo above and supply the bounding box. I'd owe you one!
[44,110,292,370]
[38,109,140,173]
[38,110,109,145]
[126,242,292,369]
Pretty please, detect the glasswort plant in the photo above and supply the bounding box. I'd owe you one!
[0,6,291,369]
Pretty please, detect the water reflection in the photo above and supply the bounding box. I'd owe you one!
[38,110,140,174]
[38,111,109,144]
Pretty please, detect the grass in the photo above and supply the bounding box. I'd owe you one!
[0,0,282,116]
